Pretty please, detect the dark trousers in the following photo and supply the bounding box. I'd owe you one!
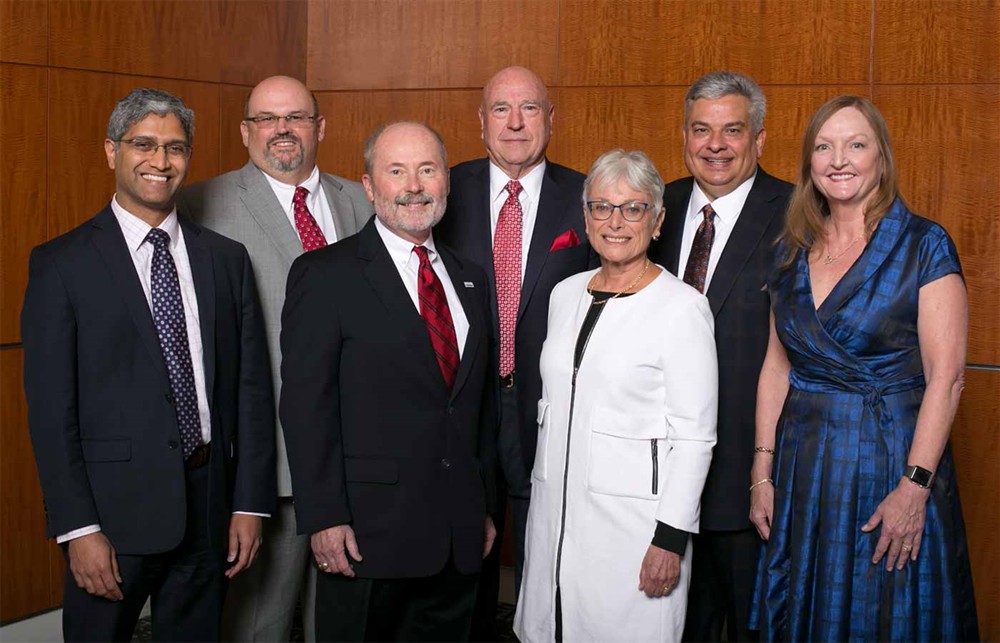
[470,384,531,641]
[62,465,227,642]
[682,527,762,642]
[315,559,479,642]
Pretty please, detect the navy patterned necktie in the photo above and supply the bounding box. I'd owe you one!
[683,203,717,294]
[146,228,203,458]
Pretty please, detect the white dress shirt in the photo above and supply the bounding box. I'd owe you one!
[489,160,546,281]
[261,165,339,244]
[374,217,470,357]
[678,173,757,291]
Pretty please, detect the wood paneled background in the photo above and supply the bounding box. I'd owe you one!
[2,0,997,633]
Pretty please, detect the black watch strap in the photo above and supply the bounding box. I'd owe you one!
[904,465,935,488]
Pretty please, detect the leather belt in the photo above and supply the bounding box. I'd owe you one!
[186,443,211,470]
[500,372,515,389]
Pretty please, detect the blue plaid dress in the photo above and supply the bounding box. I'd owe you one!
[750,200,979,641]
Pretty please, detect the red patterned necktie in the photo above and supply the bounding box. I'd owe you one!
[493,180,523,377]
[293,186,328,252]
[413,246,460,389]
[683,203,716,293]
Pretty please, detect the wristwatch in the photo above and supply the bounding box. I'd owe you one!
[903,465,935,489]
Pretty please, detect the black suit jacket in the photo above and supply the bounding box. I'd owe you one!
[648,168,792,531]
[436,158,595,474]
[21,205,276,555]
[279,219,497,579]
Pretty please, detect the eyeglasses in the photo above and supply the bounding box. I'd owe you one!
[117,137,192,159]
[585,200,651,222]
[243,113,319,128]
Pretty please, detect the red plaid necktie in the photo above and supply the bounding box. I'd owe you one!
[493,180,522,377]
[293,186,328,252]
[414,246,460,389]
[683,204,716,294]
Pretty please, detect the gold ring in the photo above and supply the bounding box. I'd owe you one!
[901,544,913,552]
[318,561,329,569]
[663,584,671,592]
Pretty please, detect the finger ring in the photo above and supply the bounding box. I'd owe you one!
[663,584,671,592]
[901,544,912,552]
[318,561,329,569]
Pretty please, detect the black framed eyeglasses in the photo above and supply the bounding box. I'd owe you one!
[585,200,651,222]
[117,137,192,159]
[243,113,319,128]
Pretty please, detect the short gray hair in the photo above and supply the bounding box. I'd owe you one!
[363,121,447,175]
[583,149,664,214]
[685,71,766,134]
[107,88,194,143]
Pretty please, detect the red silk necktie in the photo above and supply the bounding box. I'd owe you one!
[683,203,716,294]
[493,180,523,377]
[413,246,460,389]
[293,186,328,252]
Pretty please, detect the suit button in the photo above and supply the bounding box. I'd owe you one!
[167,440,179,449]
[448,407,455,415]
[165,392,174,405]
[441,458,451,469]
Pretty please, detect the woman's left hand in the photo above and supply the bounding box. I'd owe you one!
[638,544,680,598]
[861,478,931,570]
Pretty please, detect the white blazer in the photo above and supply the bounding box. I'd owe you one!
[515,267,718,643]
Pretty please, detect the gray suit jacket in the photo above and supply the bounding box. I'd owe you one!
[178,161,373,495]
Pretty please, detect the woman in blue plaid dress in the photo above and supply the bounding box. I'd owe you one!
[747,95,978,641]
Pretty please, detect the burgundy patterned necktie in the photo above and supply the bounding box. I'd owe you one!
[683,203,716,294]
[414,246,460,389]
[293,186,327,252]
[493,180,523,377]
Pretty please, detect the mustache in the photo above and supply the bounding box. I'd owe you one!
[267,133,300,146]
[394,192,435,206]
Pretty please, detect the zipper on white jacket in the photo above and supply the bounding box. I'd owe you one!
[651,439,658,495]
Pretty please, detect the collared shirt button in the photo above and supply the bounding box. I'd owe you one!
[441,458,451,469]
[167,440,179,449]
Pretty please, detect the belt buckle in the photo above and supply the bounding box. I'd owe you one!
[501,372,515,389]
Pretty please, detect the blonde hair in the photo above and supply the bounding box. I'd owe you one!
[778,95,902,268]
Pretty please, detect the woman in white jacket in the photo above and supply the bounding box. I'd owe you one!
[514,150,718,643]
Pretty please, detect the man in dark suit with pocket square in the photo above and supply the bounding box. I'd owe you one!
[21,88,275,642]
[648,71,792,643]
[435,66,596,635]
[280,121,498,641]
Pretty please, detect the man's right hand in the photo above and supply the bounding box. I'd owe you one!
[67,532,123,601]
[311,525,363,577]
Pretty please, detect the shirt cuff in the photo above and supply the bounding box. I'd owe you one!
[652,521,689,556]
[233,511,271,518]
[56,524,101,544]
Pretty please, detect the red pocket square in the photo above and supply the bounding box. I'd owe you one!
[549,229,580,252]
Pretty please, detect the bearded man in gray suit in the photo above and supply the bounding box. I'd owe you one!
[178,75,373,641]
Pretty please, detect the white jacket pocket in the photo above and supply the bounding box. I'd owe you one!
[587,407,668,500]
[531,399,551,482]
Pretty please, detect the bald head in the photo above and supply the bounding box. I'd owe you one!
[240,76,325,186]
[479,66,553,179]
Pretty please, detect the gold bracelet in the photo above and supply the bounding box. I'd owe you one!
[754,446,775,455]
[749,478,773,491]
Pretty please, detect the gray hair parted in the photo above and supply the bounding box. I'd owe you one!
[685,71,767,135]
[107,88,195,143]
[583,149,665,215]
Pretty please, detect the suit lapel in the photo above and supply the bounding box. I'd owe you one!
[357,222,444,387]
[704,170,783,317]
[440,247,482,400]
[519,165,567,322]
[237,162,303,264]
[319,172,367,241]
[180,217,216,406]
[660,178,692,276]
[89,207,169,384]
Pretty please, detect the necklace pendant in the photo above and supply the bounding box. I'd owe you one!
[824,255,834,265]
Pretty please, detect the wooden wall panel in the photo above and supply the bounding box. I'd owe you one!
[558,0,870,87]
[46,69,221,237]
[0,349,60,620]
[306,0,558,91]
[950,369,1000,637]
[875,85,1000,365]
[874,0,1000,84]
[47,0,306,84]
[314,89,483,182]
[0,0,47,65]
[0,64,48,345]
